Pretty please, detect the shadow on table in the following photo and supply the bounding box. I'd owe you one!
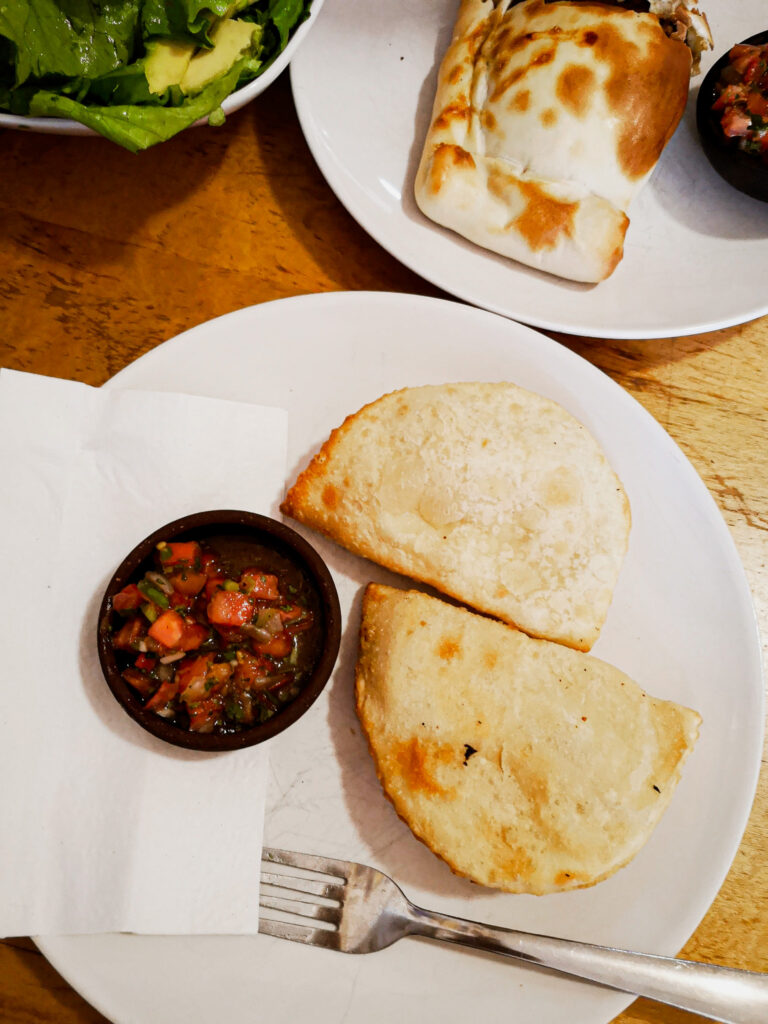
[243,70,447,300]
[2,116,229,259]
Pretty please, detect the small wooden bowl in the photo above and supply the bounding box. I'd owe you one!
[696,31,768,203]
[97,510,341,751]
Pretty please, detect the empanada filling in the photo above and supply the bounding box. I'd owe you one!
[502,0,712,71]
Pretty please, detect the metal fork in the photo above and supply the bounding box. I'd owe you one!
[259,847,768,1024]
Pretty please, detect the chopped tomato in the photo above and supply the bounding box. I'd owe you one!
[176,654,232,703]
[112,584,144,613]
[135,652,156,671]
[279,604,314,633]
[733,49,764,84]
[212,624,246,646]
[112,616,146,650]
[277,603,304,623]
[747,91,768,118]
[721,106,752,138]
[240,570,280,600]
[169,590,195,613]
[122,667,155,696]
[201,551,222,578]
[207,589,254,626]
[713,83,746,111]
[148,609,186,649]
[175,653,214,702]
[177,622,209,652]
[168,570,207,596]
[145,679,179,717]
[252,631,293,660]
[187,695,224,733]
[232,652,273,690]
[203,575,226,601]
[157,541,201,570]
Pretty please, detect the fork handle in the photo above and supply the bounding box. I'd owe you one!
[406,905,768,1023]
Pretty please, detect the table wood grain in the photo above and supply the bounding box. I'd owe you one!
[1,71,766,1024]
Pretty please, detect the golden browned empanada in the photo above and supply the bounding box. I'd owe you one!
[415,0,711,282]
[355,584,701,894]
[282,382,630,651]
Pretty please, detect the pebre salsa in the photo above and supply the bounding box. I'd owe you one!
[108,536,321,734]
[712,41,768,159]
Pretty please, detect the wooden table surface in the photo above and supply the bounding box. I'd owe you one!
[1,71,766,1024]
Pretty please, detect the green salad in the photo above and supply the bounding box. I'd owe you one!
[0,0,312,151]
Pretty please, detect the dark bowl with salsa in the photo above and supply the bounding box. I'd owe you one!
[696,31,768,203]
[97,510,341,751]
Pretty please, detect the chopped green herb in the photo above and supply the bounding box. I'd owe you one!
[140,601,158,623]
[225,699,246,722]
[137,580,169,608]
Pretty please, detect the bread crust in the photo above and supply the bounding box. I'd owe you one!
[414,0,694,282]
[355,583,701,894]
[282,382,631,651]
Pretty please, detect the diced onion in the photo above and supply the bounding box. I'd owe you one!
[255,609,283,635]
[160,651,186,664]
[241,625,273,642]
[146,571,174,596]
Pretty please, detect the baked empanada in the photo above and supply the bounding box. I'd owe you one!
[415,0,711,282]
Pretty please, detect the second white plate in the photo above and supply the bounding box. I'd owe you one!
[290,0,768,338]
[36,293,763,1024]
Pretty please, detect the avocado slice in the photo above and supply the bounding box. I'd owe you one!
[145,39,196,95]
[180,18,256,96]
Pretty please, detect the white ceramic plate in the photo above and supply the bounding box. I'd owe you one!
[0,0,323,138]
[37,293,762,1024]
[290,1,768,339]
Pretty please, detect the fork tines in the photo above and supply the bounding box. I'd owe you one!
[258,847,347,948]
[262,846,350,879]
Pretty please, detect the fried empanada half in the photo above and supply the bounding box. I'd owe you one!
[282,382,630,651]
[355,584,701,894]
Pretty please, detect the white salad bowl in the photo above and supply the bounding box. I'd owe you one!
[0,0,324,139]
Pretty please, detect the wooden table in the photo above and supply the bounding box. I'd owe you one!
[1,71,766,1024]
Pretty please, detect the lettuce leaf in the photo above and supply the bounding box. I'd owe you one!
[0,0,141,84]
[28,56,244,151]
[267,0,308,49]
[140,0,231,46]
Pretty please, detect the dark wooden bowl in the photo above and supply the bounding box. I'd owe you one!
[97,510,341,751]
[696,31,768,203]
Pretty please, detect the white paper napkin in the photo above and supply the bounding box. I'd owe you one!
[0,368,288,936]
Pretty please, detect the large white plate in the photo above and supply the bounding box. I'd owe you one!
[37,293,763,1024]
[290,1,768,339]
[0,0,323,138]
